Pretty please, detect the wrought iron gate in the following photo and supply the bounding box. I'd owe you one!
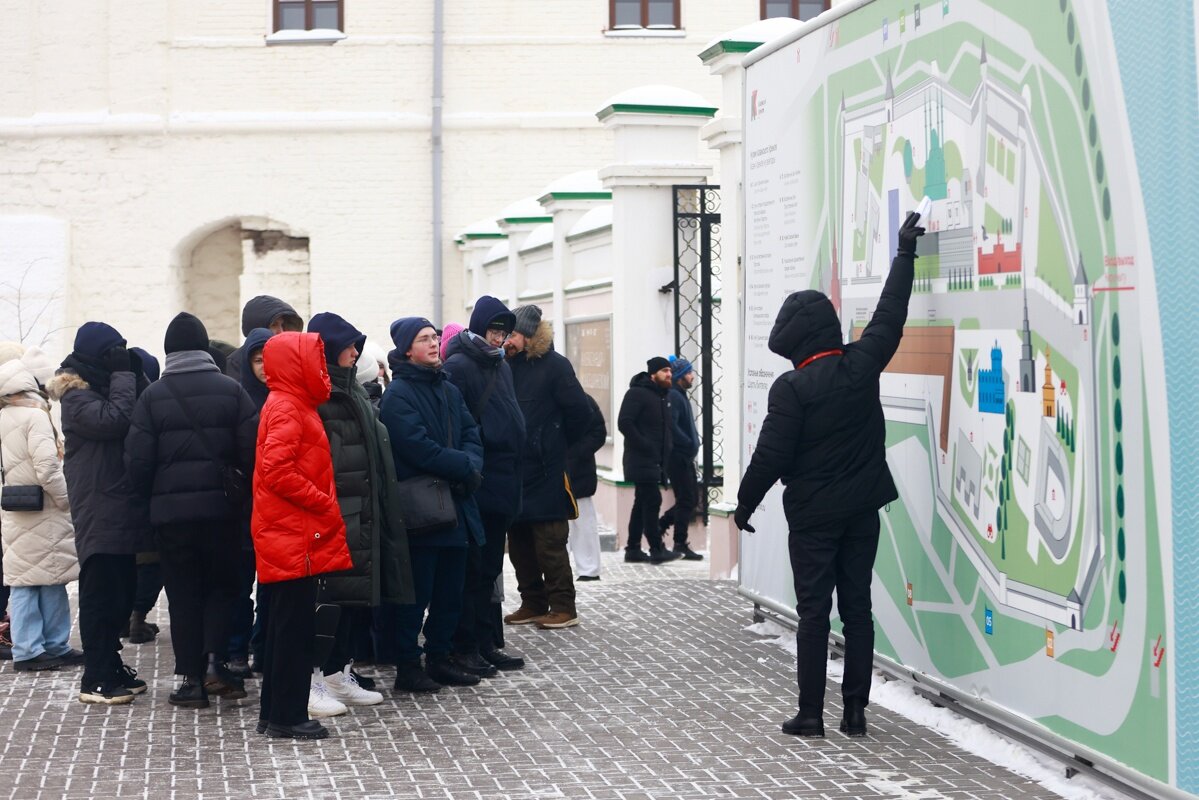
[670,185,723,522]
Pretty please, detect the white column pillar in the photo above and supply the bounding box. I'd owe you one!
[596,86,716,490]
[497,196,552,317]
[537,170,611,351]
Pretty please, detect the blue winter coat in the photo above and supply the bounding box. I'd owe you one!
[380,358,484,548]
[442,331,525,518]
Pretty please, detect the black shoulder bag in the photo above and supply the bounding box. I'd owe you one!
[162,379,251,508]
[394,385,458,536]
[0,409,44,512]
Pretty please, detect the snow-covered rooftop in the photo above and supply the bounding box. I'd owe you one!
[567,205,613,239]
[499,195,550,222]
[599,85,715,112]
[458,216,504,239]
[482,240,509,265]
[540,170,605,197]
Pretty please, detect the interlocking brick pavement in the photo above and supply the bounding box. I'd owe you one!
[0,554,1063,799]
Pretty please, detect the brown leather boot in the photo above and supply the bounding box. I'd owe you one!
[503,607,547,625]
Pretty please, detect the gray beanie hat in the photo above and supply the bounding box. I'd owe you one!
[512,305,543,337]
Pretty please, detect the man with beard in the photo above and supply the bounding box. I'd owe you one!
[618,357,680,565]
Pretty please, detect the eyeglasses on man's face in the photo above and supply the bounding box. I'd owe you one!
[414,334,441,345]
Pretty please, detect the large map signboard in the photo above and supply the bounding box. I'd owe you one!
[740,1,1197,795]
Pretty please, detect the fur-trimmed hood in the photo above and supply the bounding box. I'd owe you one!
[524,319,555,360]
[46,372,89,401]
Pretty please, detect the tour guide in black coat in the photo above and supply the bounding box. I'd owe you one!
[49,322,153,704]
[125,312,259,707]
[307,312,414,689]
[735,212,924,739]
[618,358,680,564]
[442,295,528,673]
[502,305,594,629]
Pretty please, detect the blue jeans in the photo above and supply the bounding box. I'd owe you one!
[396,545,467,662]
[9,585,72,662]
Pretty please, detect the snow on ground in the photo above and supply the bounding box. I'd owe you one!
[746,620,1132,800]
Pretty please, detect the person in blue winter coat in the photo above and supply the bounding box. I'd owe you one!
[442,296,528,675]
[657,356,703,560]
[380,317,486,693]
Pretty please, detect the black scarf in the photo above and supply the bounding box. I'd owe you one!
[60,352,112,396]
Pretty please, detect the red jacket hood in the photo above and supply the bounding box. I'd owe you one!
[263,332,331,406]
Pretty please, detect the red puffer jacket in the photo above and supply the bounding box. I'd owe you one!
[251,332,352,583]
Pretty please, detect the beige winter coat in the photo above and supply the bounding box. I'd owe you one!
[0,359,79,586]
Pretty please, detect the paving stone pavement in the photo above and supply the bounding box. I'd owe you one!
[0,553,1062,800]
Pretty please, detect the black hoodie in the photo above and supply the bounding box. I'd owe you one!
[737,248,915,529]
[225,296,303,382]
[617,372,673,484]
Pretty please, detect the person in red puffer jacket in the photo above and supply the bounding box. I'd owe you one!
[251,331,352,741]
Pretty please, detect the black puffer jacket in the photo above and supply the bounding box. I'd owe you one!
[508,320,594,523]
[226,296,303,382]
[48,370,152,564]
[618,373,673,484]
[443,330,526,517]
[125,351,259,530]
[567,393,607,499]
[317,363,414,606]
[738,249,915,528]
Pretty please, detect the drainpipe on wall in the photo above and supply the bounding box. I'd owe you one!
[431,0,445,324]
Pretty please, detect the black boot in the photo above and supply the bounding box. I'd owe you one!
[481,648,525,671]
[169,678,210,709]
[393,660,441,693]
[673,545,704,561]
[649,548,683,564]
[266,720,329,740]
[840,698,867,737]
[781,712,825,737]
[451,652,498,678]
[203,654,247,699]
[128,611,157,644]
[425,655,481,687]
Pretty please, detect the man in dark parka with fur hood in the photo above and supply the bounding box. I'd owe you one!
[502,305,594,630]
[735,212,924,739]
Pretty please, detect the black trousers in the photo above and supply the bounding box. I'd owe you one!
[788,510,881,718]
[158,522,240,678]
[625,482,664,553]
[661,456,699,548]
[132,562,163,616]
[453,512,513,655]
[259,577,315,727]
[226,549,257,660]
[78,553,136,687]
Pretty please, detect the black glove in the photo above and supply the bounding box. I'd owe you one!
[104,345,131,374]
[465,470,483,494]
[733,504,756,534]
[896,211,926,258]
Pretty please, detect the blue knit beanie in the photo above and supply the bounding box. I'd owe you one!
[669,355,694,380]
[390,317,436,359]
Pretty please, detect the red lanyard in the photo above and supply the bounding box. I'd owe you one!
[795,349,843,369]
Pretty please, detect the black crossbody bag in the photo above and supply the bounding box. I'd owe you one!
[162,379,251,508]
[0,407,44,512]
[394,385,458,536]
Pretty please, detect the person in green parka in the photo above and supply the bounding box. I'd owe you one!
[306,312,414,715]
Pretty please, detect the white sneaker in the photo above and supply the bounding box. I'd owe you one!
[324,664,384,707]
[308,672,348,717]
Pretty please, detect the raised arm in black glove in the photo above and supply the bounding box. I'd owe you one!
[733,504,756,534]
[896,210,926,258]
[104,345,132,373]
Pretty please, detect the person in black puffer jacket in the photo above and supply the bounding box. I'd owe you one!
[443,295,528,674]
[308,312,414,708]
[125,312,259,709]
[224,296,304,382]
[657,356,703,560]
[503,306,594,630]
[49,322,154,705]
[566,393,607,580]
[617,357,679,564]
[735,211,924,739]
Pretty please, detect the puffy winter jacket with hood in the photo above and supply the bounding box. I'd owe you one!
[251,332,352,583]
[442,297,526,518]
[308,312,414,606]
[507,320,594,523]
[737,246,915,528]
[225,295,304,382]
[566,393,606,500]
[0,357,78,586]
[238,328,273,411]
[49,322,151,564]
[617,372,673,484]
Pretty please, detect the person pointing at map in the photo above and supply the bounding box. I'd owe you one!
[734,207,926,739]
